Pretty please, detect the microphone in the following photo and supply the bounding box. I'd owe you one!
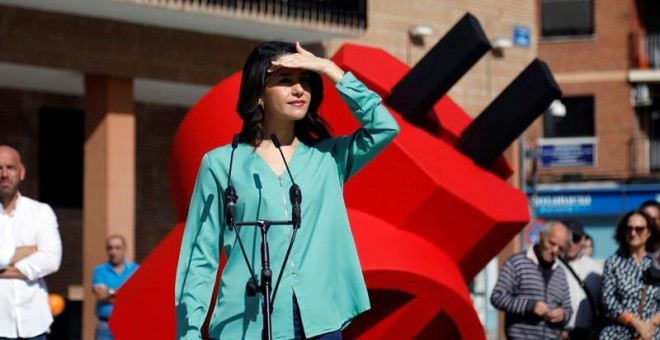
[224,134,240,230]
[270,134,302,229]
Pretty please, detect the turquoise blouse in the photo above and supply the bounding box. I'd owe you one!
[175,72,400,339]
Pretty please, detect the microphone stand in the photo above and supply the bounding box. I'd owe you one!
[224,134,302,340]
[232,218,293,340]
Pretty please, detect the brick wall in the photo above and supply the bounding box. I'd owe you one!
[0,4,273,300]
[134,102,186,262]
[533,0,641,181]
[0,4,257,86]
[0,87,186,295]
[325,0,537,118]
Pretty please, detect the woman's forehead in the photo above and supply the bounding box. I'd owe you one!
[268,66,306,77]
[269,68,297,76]
[629,213,647,224]
[265,68,312,85]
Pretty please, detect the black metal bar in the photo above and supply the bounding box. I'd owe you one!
[231,218,297,340]
[259,221,273,340]
[385,13,491,122]
[457,59,562,168]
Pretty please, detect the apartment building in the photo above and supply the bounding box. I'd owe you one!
[528,0,660,260]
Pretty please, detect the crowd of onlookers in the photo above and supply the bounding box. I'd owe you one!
[492,200,660,340]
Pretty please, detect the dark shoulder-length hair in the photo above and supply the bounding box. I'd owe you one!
[236,41,331,146]
[614,209,659,253]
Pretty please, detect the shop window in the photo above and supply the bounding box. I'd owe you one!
[541,0,594,38]
[543,96,595,138]
[39,107,84,208]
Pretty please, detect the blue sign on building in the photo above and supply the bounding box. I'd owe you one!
[512,26,530,47]
[538,138,597,168]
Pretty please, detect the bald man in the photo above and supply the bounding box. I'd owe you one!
[491,221,573,340]
[0,145,62,340]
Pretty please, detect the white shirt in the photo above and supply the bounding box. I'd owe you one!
[0,194,62,338]
[561,255,603,330]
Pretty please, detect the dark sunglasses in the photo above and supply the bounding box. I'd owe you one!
[626,225,648,234]
[572,234,585,243]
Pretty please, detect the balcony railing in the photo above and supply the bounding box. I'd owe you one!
[136,0,367,29]
[632,137,660,173]
[630,33,660,69]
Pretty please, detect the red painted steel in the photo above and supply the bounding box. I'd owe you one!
[111,43,529,339]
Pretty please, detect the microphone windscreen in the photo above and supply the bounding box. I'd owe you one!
[231,134,240,148]
[270,133,281,148]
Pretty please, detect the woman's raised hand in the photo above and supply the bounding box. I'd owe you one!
[270,42,345,83]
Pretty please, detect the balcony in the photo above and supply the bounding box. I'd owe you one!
[0,0,366,42]
[629,33,660,82]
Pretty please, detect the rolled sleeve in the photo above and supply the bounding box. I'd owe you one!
[13,204,62,281]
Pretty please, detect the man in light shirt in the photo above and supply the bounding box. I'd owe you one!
[558,219,602,340]
[0,145,62,340]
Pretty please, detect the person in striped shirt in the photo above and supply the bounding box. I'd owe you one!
[491,220,573,339]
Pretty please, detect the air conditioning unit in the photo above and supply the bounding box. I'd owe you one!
[631,84,653,107]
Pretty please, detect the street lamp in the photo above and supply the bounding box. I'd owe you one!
[521,99,566,218]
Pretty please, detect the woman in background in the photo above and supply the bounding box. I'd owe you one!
[600,210,660,340]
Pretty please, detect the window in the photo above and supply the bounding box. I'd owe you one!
[645,0,660,32]
[543,96,595,138]
[541,0,594,38]
[39,107,84,208]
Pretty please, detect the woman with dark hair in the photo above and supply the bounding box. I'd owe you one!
[599,210,660,340]
[236,41,331,146]
[175,41,399,339]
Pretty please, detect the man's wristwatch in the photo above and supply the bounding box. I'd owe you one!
[108,288,116,299]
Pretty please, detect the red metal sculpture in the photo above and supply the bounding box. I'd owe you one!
[111,43,529,339]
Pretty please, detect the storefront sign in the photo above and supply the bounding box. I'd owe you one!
[531,184,660,217]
